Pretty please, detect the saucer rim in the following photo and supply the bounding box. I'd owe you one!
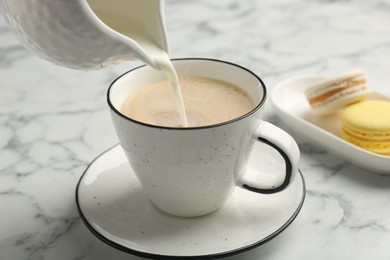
[75,144,306,260]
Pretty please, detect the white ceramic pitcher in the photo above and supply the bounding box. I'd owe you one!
[0,0,168,69]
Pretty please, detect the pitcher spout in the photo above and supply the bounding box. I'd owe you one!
[83,0,169,70]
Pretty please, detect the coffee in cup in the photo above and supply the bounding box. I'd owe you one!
[120,76,255,127]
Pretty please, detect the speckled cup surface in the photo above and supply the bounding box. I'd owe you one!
[107,58,300,217]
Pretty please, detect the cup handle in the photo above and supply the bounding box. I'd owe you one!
[238,121,300,194]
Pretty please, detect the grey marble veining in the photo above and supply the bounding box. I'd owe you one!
[1,0,390,259]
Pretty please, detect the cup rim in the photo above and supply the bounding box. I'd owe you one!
[107,57,267,130]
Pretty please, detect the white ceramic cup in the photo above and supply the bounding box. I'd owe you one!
[107,58,300,217]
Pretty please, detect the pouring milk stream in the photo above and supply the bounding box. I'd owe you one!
[0,0,189,126]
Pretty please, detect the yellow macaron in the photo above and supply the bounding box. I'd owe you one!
[341,100,390,155]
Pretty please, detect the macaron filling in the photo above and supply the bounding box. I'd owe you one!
[304,69,372,116]
[307,78,368,106]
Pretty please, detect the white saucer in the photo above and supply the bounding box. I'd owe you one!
[76,145,305,259]
[271,75,390,174]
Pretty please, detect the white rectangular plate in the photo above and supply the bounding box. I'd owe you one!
[271,75,390,174]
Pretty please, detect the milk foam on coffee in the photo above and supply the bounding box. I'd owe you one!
[120,76,255,127]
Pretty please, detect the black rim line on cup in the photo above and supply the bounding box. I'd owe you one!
[75,145,306,260]
[106,57,267,130]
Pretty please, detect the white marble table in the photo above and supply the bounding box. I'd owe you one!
[1,0,390,259]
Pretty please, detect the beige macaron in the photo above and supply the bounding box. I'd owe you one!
[305,69,371,116]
